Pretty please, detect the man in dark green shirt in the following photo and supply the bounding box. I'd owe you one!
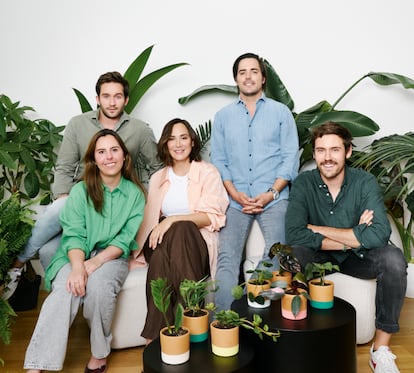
[285,121,406,373]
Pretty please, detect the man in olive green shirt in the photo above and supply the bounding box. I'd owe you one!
[4,72,161,299]
[285,121,406,373]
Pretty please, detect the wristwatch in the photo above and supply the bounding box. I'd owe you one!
[267,188,279,200]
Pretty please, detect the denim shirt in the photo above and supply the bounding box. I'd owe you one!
[210,95,299,210]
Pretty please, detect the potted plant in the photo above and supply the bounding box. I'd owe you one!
[0,193,34,350]
[206,305,280,357]
[0,94,64,204]
[269,242,303,286]
[150,277,189,365]
[179,276,216,342]
[232,260,274,308]
[261,271,311,320]
[305,262,340,309]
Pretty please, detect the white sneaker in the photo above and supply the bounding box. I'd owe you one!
[370,344,400,373]
[2,267,23,300]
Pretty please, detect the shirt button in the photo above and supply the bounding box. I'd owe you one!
[330,211,333,215]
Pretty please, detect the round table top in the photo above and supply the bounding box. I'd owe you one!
[232,295,356,333]
[143,335,255,373]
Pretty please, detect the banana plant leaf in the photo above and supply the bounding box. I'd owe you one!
[125,63,188,114]
[73,88,93,113]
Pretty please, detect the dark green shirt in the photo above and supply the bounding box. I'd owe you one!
[285,166,391,262]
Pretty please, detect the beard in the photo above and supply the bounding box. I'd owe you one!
[318,161,345,181]
[100,106,124,120]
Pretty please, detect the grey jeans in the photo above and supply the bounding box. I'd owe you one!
[291,244,407,334]
[24,257,128,371]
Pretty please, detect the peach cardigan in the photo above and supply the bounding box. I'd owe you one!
[132,160,229,277]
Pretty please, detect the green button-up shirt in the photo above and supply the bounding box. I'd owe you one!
[45,177,145,289]
[285,166,391,262]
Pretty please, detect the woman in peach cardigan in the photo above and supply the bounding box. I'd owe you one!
[129,118,229,341]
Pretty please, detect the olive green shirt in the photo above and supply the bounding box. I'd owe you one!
[285,166,391,262]
[52,110,162,198]
[45,177,145,289]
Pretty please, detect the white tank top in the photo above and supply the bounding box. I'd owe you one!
[161,167,190,216]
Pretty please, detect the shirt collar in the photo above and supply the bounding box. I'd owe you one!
[237,93,266,105]
[102,176,128,196]
[90,110,130,129]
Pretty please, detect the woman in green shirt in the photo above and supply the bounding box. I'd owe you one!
[24,129,146,373]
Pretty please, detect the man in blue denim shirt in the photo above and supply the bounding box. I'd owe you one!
[210,52,299,311]
[286,121,406,373]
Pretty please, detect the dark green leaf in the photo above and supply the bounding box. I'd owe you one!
[73,88,93,113]
[178,84,238,105]
[263,59,294,110]
[308,110,379,136]
[368,72,414,89]
[20,147,36,171]
[0,150,16,169]
[125,63,189,113]
[123,45,154,86]
[24,172,40,198]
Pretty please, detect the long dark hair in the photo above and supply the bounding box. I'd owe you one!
[157,118,201,167]
[81,129,145,212]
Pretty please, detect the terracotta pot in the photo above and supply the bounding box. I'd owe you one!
[281,292,307,320]
[159,326,190,365]
[272,271,292,286]
[246,280,271,308]
[309,279,334,309]
[210,321,239,357]
[182,309,209,342]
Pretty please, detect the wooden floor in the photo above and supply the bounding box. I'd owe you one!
[1,291,413,372]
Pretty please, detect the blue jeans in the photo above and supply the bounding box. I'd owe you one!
[214,201,288,311]
[18,197,67,269]
[291,244,407,334]
[24,255,128,371]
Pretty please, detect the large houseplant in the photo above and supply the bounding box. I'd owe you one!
[352,132,414,264]
[0,193,34,348]
[0,94,64,204]
[73,44,188,115]
[179,63,414,167]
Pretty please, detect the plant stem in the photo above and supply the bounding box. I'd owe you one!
[331,74,371,110]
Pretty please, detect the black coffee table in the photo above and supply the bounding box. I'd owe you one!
[232,296,357,373]
[143,335,255,373]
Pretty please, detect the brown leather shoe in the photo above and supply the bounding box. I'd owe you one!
[84,365,106,373]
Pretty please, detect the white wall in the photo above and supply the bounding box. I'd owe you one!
[1,0,414,144]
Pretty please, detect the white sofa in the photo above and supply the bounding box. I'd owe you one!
[34,218,376,348]
[111,266,148,349]
[244,220,376,345]
[31,259,149,349]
